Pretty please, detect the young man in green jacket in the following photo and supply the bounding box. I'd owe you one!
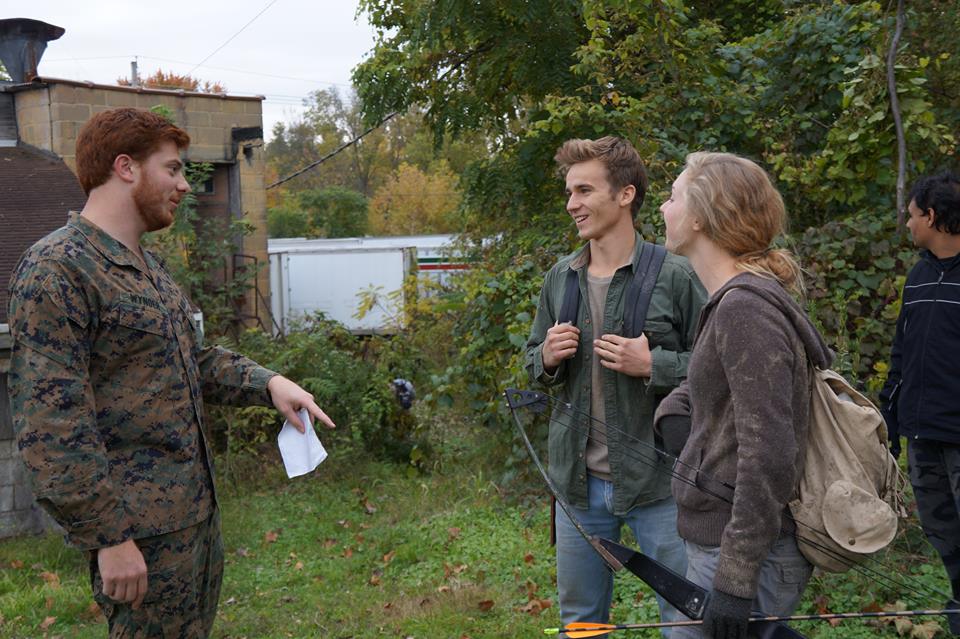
[524,137,706,630]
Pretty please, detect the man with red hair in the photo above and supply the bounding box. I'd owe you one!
[8,107,334,637]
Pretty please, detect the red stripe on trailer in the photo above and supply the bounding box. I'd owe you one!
[419,263,471,271]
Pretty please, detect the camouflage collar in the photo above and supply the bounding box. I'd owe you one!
[67,213,158,272]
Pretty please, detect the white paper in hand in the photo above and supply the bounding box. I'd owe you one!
[277,408,328,478]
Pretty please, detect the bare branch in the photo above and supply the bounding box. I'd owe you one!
[886,0,907,226]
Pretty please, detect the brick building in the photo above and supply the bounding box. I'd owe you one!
[0,18,273,537]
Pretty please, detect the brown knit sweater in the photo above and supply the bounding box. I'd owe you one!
[655,272,832,599]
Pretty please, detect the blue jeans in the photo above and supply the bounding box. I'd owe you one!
[555,475,686,634]
[670,534,813,639]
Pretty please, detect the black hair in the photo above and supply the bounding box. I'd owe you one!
[909,171,960,235]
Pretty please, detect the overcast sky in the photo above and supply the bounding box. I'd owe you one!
[17,1,377,140]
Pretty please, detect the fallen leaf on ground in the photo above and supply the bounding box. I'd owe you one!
[519,598,552,615]
[81,602,103,621]
[39,571,61,589]
[322,538,338,548]
[9,560,23,569]
[447,527,461,540]
[264,530,280,544]
[383,550,396,565]
[338,520,351,529]
[477,599,495,612]
[910,621,942,639]
[342,547,353,559]
[294,561,304,571]
[39,616,56,630]
[363,499,377,515]
[524,552,535,564]
[437,585,451,593]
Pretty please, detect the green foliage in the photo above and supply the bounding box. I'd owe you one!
[794,214,917,393]
[267,186,369,238]
[354,0,587,140]
[353,0,958,434]
[212,318,434,474]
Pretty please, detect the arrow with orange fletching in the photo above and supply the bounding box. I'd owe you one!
[544,609,960,637]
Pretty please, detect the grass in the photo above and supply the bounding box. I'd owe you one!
[0,422,952,638]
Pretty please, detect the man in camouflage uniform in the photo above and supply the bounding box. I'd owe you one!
[7,107,335,638]
[881,171,960,634]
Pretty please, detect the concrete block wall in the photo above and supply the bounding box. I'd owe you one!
[0,433,55,539]
[0,360,59,539]
[20,82,265,168]
[237,140,271,328]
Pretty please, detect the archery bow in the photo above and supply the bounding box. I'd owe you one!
[517,387,958,608]
[508,387,960,635]
[504,388,807,639]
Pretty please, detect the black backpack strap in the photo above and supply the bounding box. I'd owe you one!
[622,242,668,338]
[557,268,580,326]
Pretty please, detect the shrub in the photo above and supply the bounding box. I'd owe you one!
[210,315,432,475]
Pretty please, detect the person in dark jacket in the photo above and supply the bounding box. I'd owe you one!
[880,171,960,627]
[655,152,832,639]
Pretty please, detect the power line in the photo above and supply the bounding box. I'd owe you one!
[266,111,398,190]
[44,55,131,62]
[44,53,351,88]
[187,0,281,76]
[141,56,351,87]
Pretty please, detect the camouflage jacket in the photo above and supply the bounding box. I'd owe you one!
[7,213,277,550]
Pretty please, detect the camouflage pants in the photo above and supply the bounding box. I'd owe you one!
[908,440,960,599]
[89,510,224,639]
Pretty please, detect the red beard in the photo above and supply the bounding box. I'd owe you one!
[133,174,176,232]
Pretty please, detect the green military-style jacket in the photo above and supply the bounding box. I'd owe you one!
[8,214,277,550]
[524,232,706,514]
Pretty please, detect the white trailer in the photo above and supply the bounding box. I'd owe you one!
[269,235,471,287]
[268,244,416,335]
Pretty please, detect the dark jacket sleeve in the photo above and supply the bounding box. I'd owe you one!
[879,304,905,443]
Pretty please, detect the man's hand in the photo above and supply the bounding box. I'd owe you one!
[542,322,581,373]
[595,333,652,377]
[97,539,148,609]
[267,375,336,433]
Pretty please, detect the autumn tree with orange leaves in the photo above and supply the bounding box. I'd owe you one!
[117,68,226,93]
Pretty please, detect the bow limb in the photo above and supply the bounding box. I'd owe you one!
[505,389,808,639]
[504,389,624,572]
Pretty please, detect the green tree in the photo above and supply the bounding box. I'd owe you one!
[353,0,958,426]
[267,187,368,238]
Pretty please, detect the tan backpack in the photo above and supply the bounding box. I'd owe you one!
[789,367,906,572]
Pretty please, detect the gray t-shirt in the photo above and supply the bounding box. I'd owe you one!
[585,272,613,480]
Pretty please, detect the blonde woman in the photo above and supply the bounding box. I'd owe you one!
[655,152,832,639]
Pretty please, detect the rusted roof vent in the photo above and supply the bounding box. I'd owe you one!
[0,18,65,83]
